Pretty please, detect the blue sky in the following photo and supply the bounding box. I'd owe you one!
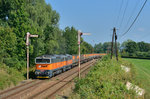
[45,0,150,46]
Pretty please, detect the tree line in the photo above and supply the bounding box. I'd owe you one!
[121,40,150,58]
[94,42,120,53]
[0,0,93,70]
[94,40,150,58]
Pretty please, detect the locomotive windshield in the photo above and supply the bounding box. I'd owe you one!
[36,59,50,64]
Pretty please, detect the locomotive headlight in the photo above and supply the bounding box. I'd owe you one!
[45,70,50,75]
[38,65,41,68]
[35,71,39,75]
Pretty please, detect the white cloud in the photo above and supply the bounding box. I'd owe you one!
[137,28,145,32]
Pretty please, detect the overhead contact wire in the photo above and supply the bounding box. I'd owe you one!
[119,0,129,29]
[121,0,148,38]
[124,0,140,31]
[115,0,123,27]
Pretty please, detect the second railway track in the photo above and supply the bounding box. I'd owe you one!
[45,60,97,99]
[0,59,98,99]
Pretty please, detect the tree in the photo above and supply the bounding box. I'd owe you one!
[44,25,60,54]
[63,27,78,54]
[103,42,111,53]
[125,40,138,55]
[94,43,103,53]
[0,0,31,60]
[81,41,93,54]
[0,26,16,60]
[137,41,150,52]
[0,0,95,70]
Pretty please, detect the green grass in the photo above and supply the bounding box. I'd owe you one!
[0,63,25,90]
[0,62,37,90]
[70,56,140,99]
[124,58,150,98]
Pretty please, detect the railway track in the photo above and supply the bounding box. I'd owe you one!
[0,80,36,95]
[45,60,96,99]
[0,79,48,99]
[30,60,96,99]
[0,59,98,99]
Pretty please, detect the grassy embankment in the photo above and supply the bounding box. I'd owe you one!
[124,58,150,98]
[0,63,35,90]
[70,56,143,99]
[0,63,25,90]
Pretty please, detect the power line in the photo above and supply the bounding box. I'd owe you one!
[123,0,140,31]
[115,0,123,27]
[119,0,129,29]
[120,0,148,38]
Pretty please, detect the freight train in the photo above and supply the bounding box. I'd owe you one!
[35,54,106,78]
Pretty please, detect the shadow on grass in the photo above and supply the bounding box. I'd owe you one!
[23,70,36,80]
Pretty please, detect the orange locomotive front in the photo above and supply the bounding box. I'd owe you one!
[35,54,73,78]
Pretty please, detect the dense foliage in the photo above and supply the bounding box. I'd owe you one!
[0,0,94,89]
[0,0,93,70]
[94,42,120,53]
[71,56,140,99]
[0,63,25,89]
[94,40,150,58]
[121,40,150,58]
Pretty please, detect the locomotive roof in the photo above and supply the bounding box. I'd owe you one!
[36,55,54,59]
[36,54,72,59]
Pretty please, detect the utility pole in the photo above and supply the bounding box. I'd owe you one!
[78,30,91,79]
[115,32,118,61]
[111,27,118,61]
[26,32,38,80]
[111,28,115,59]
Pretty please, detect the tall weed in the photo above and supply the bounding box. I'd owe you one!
[72,56,139,99]
[0,63,25,90]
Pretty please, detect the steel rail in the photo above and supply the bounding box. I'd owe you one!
[29,60,96,99]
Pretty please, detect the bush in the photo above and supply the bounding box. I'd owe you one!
[0,63,25,90]
[145,51,150,57]
[71,56,138,99]
[121,51,150,59]
[3,58,26,71]
[135,51,147,58]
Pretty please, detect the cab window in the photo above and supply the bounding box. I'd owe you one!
[36,59,50,64]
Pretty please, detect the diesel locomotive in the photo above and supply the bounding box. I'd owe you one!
[35,54,105,78]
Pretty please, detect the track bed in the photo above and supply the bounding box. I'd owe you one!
[0,59,98,99]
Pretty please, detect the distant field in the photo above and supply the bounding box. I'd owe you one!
[124,58,150,97]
